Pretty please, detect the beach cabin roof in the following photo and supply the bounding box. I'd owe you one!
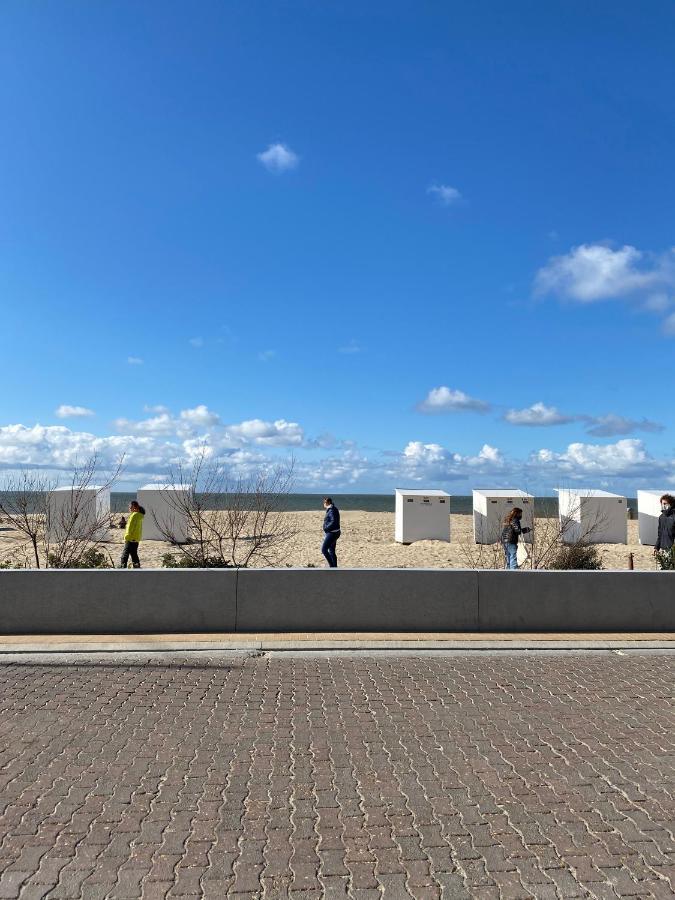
[395,489,450,497]
[138,483,190,492]
[51,485,107,492]
[555,488,624,498]
[473,489,532,498]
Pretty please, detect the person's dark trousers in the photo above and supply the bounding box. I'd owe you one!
[120,541,141,569]
[321,531,340,568]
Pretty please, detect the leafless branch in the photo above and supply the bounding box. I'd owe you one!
[156,452,298,568]
[45,453,125,568]
[0,470,54,568]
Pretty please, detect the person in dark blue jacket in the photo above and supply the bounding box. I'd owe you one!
[321,497,341,567]
[654,494,675,554]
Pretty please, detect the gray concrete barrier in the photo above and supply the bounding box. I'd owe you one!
[0,570,237,634]
[0,569,672,635]
[236,569,479,632]
[478,570,675,631]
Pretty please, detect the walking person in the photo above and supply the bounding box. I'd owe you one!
[654,494,675,554]
[119,500,145,569]
[501,507,530,570]
[321,497,341,568]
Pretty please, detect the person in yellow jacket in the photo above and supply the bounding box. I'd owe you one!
[119,500,145,568]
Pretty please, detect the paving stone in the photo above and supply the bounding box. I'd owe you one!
[0,872,30,899]
[0,652,669,900]
[377,873,414,898]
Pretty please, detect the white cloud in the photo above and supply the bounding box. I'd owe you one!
[0,415,302,485]
[418,386,490,414]
[663,311,675,336]
[0,424,173,473]
[504,402,574,426]
[503,402,662,437]
[532,438,655,475]
[143,405,169,414]
[403,441,447,465]
[115,404,220,437]
[582,414,664,438]
[400,441,504,482]
[113,413,176,436]
[189,337,204,348]
[535,243,675,303]
[55,405,94,419]
[427,184,462,206]
[257,350,276,362]
[396,435,675,489]
[2,416,674,494]
[643,293,671,313]
[475,444,502,465]
[257,142,299,173]
[338,339,361,355]
[225,418,304,447]
[179,405,221,428]
[127,356,143,365]
[300,447,370,487]
[112,406,304,450]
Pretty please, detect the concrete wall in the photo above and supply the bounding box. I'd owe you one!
[236,569,478,632]
[0,570,237,634]
[478,571,674,632]
[0,568,672,634]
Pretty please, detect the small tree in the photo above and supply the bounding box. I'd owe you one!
[529,492,610,570]
[157,452,298,568]
[45,454,124,568]
[459,492,609,571]
[0,470,54,568]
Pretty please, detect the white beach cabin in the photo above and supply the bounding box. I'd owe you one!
[472,490,534,544]
[395,489,451,544]
[557,489,627,544]
[47,485,110,542]
[137,484,191,542]
[637,490,666,546]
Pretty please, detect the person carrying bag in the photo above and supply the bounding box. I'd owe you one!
[501,507,531,570]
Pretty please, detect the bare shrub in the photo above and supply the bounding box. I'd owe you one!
[161,552,233,569]
[546,543,603,570]
[157,452,298,568]
[48,546,113,569]
[527,513,580,570]
[457,538,505,570]
[530,492,610,570]
[655,547,675,571]
[45,454,124,568]
[0,470,53,568]
[459,492,611,571]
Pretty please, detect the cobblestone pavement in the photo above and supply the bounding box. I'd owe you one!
[0,651,673,899]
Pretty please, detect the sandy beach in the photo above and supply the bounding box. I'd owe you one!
[0,511,658,571]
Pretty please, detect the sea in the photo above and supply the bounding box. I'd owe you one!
[1,492,639,517]
[110,493,638,517]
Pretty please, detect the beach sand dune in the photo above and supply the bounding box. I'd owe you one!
[0,512,657,570]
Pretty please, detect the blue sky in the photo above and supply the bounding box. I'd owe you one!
[1,0,674,492]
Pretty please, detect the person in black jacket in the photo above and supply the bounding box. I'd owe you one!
[654,494,675,554]
[321,497,341,568]
[501,507,531,570]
